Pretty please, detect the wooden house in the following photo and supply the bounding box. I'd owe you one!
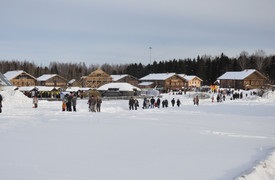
[217,69,267,89]
[80,69,112,88]
[67,79,81,87]
[139,73,187,92]
[4,70,37,87]
[111,74,139,86]
[37,74,68,88]
[179,74,203,88]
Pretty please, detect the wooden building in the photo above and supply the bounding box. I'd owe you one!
[179,74,203,88]
[111,74,139,87]
[80,69,112,88]
[4,70,37,87]
[37,74,68,88]
[139,73,187,92]
[67,79,81,87]
[217,69,267,89]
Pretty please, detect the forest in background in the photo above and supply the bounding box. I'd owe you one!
[0,50,274,85]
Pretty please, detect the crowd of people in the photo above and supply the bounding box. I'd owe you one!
[1,88,265,114]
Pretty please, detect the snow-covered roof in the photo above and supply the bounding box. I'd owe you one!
[218,69,258,80]
[18,86,37,91]
[4,70,37,81]
[68,79,76,84]
[97,82,141,91]
[0,72,13,86]
[111,74,129,81]
[66,87,92,92]
[4,70,24,80]
[36,86,60,91]
[184,75,196,81]
[138,82,154,86]
[37,74,58,81]
[178,74,202,81]
[139,73,176,81]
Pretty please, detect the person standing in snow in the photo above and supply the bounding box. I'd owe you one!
[0,94,3,113]
[164,99,169,107]
[150,97,155,108]
[129,97,135,110]
[33,96,38,108]
[134,98,139,110]
[176,99,181,107]
[156,97,161,108]
[62,96,67,111]
[88,95,97,112]
[66,92,73,111]
[72,93,77,112]
[96,96,102,112]
[193,95,199,106]
[171,98,175,107]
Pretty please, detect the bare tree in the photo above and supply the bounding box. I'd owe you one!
[238,51,249,70]
[253,49,270,72]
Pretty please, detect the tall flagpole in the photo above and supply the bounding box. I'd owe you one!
[149,47,152,64]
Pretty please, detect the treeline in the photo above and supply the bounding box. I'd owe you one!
[0,50,274,85]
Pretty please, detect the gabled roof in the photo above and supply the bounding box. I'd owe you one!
[36,86,60,91]
[37,74,67,81]
[66,87,92,92]
[37,74,57,81]
[18,86,38,91]
[139,73,176,81]
[68,79,76,84]
[217,69,266,80]
[111,74,129,81]
[88,68,110,77]
[138,82,154,86]
[178,74,203,81]
[0,72,13,86]
[4,70,36,80]
[97,82,141,91]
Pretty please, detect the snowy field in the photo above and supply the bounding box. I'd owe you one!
[0,89,275,180]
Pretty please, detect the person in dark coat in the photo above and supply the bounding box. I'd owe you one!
[0,94,2,113]
[171,98,175,107]
[164,99,169,107]
[176,99,181,107]
[134,98,139,110]
[129,97,135,110]
[72,93,77,112]
[150,97,155,108]
[96,96,102,112]
[156,98,161,108]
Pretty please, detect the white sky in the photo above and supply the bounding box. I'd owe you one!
[1,0,275,65]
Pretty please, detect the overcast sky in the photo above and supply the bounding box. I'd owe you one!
[1,0,275,65]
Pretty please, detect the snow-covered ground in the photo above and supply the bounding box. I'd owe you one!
[0,89,275,180]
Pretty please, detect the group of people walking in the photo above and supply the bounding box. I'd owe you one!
[130,96,183,110]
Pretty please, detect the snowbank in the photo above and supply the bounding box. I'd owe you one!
[0,89,32,106]
[238,151,275,180]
